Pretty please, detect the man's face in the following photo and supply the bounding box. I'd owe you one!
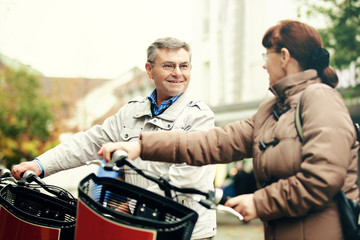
[145,48,191,105]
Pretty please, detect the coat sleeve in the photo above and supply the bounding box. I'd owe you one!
[140,117,254,165]
[142,100,217,198]
[254,84,357,221]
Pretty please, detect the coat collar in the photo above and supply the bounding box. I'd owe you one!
[134,90,195,121]
[156,90,194,121]
[270,69,321,100]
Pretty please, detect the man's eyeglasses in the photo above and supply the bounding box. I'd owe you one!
[150,61,192,72]
[262,51,278,62]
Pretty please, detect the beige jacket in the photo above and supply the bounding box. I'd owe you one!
[38,90,217,239]
[140,70,359,240]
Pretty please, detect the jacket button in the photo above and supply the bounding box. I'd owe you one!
[125,134,129,138]
[167,124,171,128]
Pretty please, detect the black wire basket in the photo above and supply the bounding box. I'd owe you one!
[0,184,77,240]
[76,173,198,240]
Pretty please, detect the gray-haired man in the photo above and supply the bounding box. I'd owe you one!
[13,37,217,239]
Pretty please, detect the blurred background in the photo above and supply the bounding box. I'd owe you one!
[0,0,359,239]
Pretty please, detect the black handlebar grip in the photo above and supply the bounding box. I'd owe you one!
[0,168,11,178]
[104,150,128,171]
[218,192,231,205]
[213,188,231,205]
[21,170,46,185]
[111,150,128,162]
[21,170,35,179]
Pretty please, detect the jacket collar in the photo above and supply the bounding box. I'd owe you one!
[134,90,194,121]
[133,99,152,119]
[156,90,194,121]
[270,69,321,100]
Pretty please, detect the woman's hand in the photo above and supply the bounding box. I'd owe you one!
[11,161,42,180]
[98,141,141,162]
[225,193,258,222]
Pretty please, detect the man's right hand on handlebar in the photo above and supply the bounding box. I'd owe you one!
[11,161,41,180]
[98,141,141,162]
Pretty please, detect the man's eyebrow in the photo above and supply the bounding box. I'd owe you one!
[161,61,190,64]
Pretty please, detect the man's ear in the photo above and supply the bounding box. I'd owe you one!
[280,48,291,68]
[145,62,153,79]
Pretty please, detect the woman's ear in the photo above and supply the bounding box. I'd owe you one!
[280,48,291,72]
[280,47,302,75]
[280,48,291,68]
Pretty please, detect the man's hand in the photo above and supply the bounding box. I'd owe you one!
[98,141,141,162]
[11,161,42,180]
[225,193,258,222]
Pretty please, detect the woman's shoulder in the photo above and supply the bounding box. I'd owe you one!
[300,82,349,123]
[300,82,344,107]
[302,82,337,97]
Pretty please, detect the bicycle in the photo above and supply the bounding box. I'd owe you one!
[0,168,77,240]
[75,150,243,240]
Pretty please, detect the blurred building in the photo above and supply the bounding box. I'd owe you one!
[188,0,360,126]
[188,0,301,126]
[66,67,152,131]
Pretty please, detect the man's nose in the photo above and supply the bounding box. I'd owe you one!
[171,66,182,76]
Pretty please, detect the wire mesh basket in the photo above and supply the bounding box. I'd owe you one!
[0,184,77,240]
[76,173,198,240]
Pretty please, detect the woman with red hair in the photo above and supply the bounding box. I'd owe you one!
[101,20,359,240]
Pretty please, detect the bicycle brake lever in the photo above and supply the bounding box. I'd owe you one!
[86,160,105,167]
[86,160,120,171]
[217,205,244,221]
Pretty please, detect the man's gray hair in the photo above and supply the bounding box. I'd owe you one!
[147,37,191,66]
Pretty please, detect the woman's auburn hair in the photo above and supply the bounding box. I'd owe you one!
[262,20,338,88]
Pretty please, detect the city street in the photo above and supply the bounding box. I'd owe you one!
[215,211,264,240]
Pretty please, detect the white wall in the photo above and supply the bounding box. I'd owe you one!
[189,0,301,109]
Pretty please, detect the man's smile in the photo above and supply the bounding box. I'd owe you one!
[166,79,185,83]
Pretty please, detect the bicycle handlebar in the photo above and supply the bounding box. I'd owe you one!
[0,169,12,178]
[0,168,76,205]
[0,168,18,187]
[88,150,243,221]
[22,170,76,204]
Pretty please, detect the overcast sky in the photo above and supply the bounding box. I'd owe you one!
[0,0,313,79]
[0,0,196,78]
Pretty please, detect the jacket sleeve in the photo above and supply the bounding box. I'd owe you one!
[144,101,217,198]
[254,84,357,221]
[140,117,254,166]
[38,111,124,177]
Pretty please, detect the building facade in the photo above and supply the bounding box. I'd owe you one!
[188,0,299,126]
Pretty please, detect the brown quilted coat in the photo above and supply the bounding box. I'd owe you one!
[140,70,359,240]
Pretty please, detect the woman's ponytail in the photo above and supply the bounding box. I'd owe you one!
[308,48,338,88]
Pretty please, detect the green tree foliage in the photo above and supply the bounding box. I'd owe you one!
[0,66,59,168]
[299,0,360,70]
